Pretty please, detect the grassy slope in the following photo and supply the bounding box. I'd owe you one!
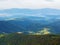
[0,33,60,45]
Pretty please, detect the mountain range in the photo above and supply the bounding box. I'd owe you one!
[0,8,60,34]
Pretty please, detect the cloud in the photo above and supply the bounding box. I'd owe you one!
[5,18,16,20]
[17,32,23,34]
[0,0,7,1]
[0,13,11,17]
[0,0,60,9]
[45,0,54,2]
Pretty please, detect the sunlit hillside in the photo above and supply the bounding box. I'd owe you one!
[29,28,51,35]
[0,33,60,45]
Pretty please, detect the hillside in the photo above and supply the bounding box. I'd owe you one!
[0,18,60,34]
[0,33,60,45]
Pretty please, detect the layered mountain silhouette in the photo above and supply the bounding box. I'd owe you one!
[0,8,60,34]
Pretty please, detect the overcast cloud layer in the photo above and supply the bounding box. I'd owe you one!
[0,0,60,9]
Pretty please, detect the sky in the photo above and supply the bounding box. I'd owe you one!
[0,0,60,9]
[0,0,60,19]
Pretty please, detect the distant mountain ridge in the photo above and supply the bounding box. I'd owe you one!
[0,17,60,34]
[0,8,60,20]
[0,8,60,34]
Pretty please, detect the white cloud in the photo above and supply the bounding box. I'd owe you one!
[0,13,11,17]
[0,0,7,1]
[0,0,60,9]
[5,18,16,20]
[17,32,23,34]
[45,0,54,2]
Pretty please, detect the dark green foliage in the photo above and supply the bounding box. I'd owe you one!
[0,33,60,45]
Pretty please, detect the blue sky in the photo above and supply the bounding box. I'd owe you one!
[0,0,60,9]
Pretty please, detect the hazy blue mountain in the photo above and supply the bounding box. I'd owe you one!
[0,8,60,20]
[0,8,60,34]
[0,17,60,34]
